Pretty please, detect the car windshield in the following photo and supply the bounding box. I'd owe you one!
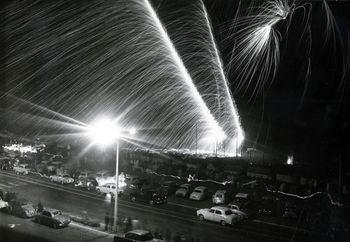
[139,232,154,241]
[53,210,62,216]
[194,189,202,193]
[225,210,233,215]
[216,194,222,198]
[63,175,69,178]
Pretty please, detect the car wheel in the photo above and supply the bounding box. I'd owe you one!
[96,189,101,194]
[149,200,154,205]
[220,220,226,226]
[130,196,136,202]
[199,215,204,221]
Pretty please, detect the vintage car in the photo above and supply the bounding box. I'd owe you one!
[0,157,14,170]
[78,171,95,179]
[34,208,71,228]
[49,174,74,184]
[0,198,9,209]
[96,182,125,196]
[158,181,179,196]
[189,186,208,201]
[7,198,37,218]
[13,164,31,175]
[114,229,164,242]
[212,190,228,204]
[226,203,248,220]
[175,183,192,198]
[95,170,113,180]
[196,206,239,226]
[74,177,98,190]
[129,189,167,205]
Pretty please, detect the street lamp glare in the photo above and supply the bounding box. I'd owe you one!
[87,118,120,146]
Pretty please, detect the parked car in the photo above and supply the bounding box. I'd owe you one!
[129,189,167,205]
[46,165,58,174]
[0,157,14,170]
[49,174,74,184]
[283,204,298,219]
[226,203,248,220]
[96,182,125,196]
[189,186,208,201]
[78,171,94,179]
[158,181,178,196]
[74,177,98,190]
[227,202,252,219]
[114,229,164,242]
[7,198,36,218]
[175,183,192,198]
[95,170,112,180]
[34,208,71,228]
[196,206,239,226]
[13,163,31,175]
[232,193,252,207]
[212,190,227,204]
[0,198,9,209]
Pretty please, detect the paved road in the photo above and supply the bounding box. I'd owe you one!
[0,171,316,242]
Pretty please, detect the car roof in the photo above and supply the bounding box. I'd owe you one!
[227,202,239,207]
[235,193,249,198]
[215,190,226,194]
[194,186,206,190]
[43,208,61,213]
[180,183,190,187]
[96,170,109,174]
[211,206,229,211]
[126,229,151,236]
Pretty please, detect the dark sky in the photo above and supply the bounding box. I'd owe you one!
[203,0,350,165]
[1,0,349,167]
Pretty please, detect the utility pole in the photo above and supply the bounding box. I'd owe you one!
[195,124,198,155]
[339,153,342,199]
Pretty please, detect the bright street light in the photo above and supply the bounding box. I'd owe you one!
[86,117,136,232]
[87,118,120,146]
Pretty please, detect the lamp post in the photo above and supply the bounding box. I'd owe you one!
[114,140,119,232]
[86,118,135,232]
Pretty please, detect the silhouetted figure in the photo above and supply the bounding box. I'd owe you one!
[105,212,109,231]
[37,201,43,213]
[109,213,114,231]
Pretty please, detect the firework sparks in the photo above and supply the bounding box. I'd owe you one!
[1,0,227,154]
[227,0,291,98]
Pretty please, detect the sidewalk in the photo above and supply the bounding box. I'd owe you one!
[0,212,113,242]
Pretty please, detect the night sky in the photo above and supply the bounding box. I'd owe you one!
[1,0,349,167]
[203,0,350,165]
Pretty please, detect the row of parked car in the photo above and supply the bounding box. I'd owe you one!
[0,189,71,228]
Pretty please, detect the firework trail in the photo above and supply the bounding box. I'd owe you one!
[1,0,225,152]
[321,0,349,94]
[226,0,291,99]
[155,0,244,154]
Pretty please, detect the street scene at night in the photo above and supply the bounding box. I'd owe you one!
[0,0,349,242]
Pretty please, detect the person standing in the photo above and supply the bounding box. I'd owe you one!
[109,213,114,231]
[104,212,109,231]
[37,201,43,213]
